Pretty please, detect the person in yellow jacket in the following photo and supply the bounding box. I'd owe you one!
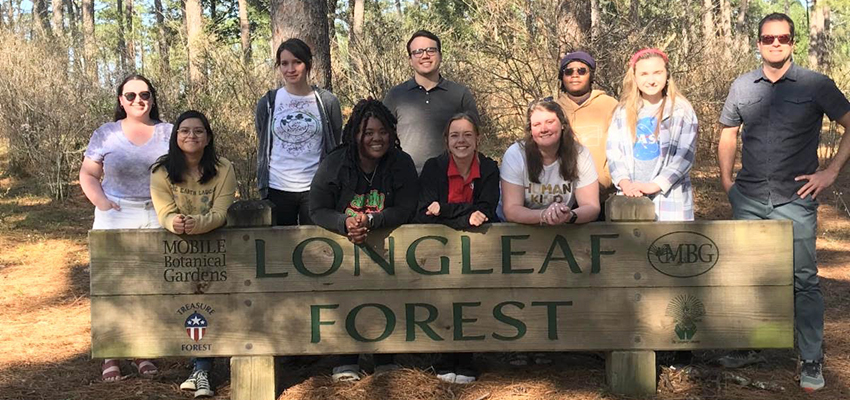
[555,51,618,220]
[151,110,236,236]
[150,110,235,397]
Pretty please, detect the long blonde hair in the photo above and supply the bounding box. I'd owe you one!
[618,49,687,141]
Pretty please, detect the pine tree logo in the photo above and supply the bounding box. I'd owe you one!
[665,294,706,341]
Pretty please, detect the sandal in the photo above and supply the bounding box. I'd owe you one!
[131,359,158,377]
[101,359,125,382]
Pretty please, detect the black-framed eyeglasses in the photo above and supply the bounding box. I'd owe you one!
[123,91,151,102]
[410,47,439,58]
[760,34,792,45]
[564,67,589,76]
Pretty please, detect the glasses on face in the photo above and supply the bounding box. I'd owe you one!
[760,34,792,45]
[410,47,439,58]
[177,128,206,137]
[123,91,151,102]
[564,67,589,76]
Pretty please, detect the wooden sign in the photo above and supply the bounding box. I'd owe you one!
[89,221,794,358]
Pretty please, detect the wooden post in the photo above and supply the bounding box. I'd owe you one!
[227,199,276,400]
[606,351,657,396]
[606,195,656,396]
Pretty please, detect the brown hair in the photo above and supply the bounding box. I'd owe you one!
[524,100,578,184]
[442,113,480,149]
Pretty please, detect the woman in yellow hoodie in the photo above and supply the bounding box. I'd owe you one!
[150,110,236,397]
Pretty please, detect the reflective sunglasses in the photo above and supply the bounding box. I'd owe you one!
[123,91,152,102]
[759,34,792,45]
[410,47,439,58]
[563,67,589,76]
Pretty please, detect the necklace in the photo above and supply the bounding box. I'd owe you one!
[362,167,377,186]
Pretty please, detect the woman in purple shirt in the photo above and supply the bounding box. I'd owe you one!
[79,74,172,381]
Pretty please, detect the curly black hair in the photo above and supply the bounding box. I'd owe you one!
[341,99,401,164]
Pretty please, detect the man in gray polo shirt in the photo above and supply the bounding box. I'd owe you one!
[717,12,850,392]
[383,30,480,171]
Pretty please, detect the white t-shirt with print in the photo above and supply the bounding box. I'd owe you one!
[500,142,598,209]
[269,88,323,192]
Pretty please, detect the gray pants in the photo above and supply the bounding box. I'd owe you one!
[728,184,823,361]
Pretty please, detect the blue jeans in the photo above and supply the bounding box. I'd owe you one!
[728,184,823,361]
[194,357,213,371]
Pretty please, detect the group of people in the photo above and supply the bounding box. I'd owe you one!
[82,12,850,396]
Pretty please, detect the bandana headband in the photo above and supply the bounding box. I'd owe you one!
[629,48,669,68]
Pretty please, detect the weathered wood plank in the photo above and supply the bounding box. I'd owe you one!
[89,221,793,296]
[230,356,275,400]
[90,286,793,358]
[606,351,656,396]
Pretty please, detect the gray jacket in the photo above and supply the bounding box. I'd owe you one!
[254,86,343,198]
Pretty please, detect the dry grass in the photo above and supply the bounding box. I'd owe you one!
[0,145,849,400]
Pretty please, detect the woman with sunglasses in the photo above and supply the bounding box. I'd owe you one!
[501,99,600,227]
[80,74,171,382]
[255,38,343,226]
[309,99,419,382]
[150,110,235,398]
[414,113,499,383]
[606,48,698,222]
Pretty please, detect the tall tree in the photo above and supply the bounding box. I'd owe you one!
[51,0,62,36]
[126,0,135,69]
[702,0,715,45]
[238,0,251,62]
[82,0,96,79]
[557,0,590,53]
[33,0,51,37]
[629,0,639,26]
[270,0,332,90]
[590,0,600,42]
[185,0,204,85]
[808,0,830,71]
[350,0,364,43]
[719,0,732,58]
[735,0,749,51]
[116,0,127,71]
[154,0,169,74]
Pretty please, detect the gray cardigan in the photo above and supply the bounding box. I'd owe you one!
[254,86,343,198]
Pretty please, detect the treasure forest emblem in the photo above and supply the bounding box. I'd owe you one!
[666,294,706,343]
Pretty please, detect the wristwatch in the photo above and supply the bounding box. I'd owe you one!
[567,210,578,224]
[366,213,374,229]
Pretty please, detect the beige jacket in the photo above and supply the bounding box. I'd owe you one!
[556,90,618,192]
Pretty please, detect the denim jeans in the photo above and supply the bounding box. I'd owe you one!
[728,184,823,361]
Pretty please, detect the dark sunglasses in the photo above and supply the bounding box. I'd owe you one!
[123,91,151,102]
[563,67,589,76]
[528,96,555,110]
[760,34,792,45]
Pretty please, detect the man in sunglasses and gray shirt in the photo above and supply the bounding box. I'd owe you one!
[383,30,480,172]
[717,12,850,392]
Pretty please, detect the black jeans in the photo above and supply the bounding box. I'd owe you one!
[267,188,312,226]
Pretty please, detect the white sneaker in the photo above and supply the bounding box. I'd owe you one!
[436,372,456,383]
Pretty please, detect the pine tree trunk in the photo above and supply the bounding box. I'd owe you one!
[185,0,203,85]
[238,0,251,62]
[351,0,364,43]
[702,0,714,46]
[154,0,169,74]
[116,0,126,72]
[270,0,332,90]
[82,0,96,79]
[719,0,732,58]
[558,0,591,53]
[630,0,639,26]
[735,0,749,51]
[808,1,829,71]
[34,0,51,37]
[51,0,62,36]
[125,0,135,69]
[590,0,600,42]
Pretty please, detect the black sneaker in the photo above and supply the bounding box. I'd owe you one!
[800,360,825,392]
[193,370,214,398]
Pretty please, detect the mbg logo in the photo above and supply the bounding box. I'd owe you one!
[647,231,719,278]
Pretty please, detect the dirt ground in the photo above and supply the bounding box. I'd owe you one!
[1,152,849,400]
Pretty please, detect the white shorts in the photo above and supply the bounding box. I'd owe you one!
[92,194,161,230]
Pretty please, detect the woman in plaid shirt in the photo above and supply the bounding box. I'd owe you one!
[606,48,698,221]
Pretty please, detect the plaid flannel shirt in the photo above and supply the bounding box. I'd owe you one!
[606,98,699,221]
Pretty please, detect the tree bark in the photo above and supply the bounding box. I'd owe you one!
[116,0,126,71]
[209,0,217,22]
[185,0,204,85]
[735,0,748,51]
[51,0,62,36]
[154,0,169,74]
[82,0,96,80]
[351,0,364,43]
[719,0,732,58]
[238,0,251,62]
[270,0,332,90]
[33,0,51,37]
[629,0,639,26]
[702,0,715,45]
[808,1,829,71]
[590,0,600,42]
[558,0,591,53]
[395,0,401,17]
[125,0,135,70]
